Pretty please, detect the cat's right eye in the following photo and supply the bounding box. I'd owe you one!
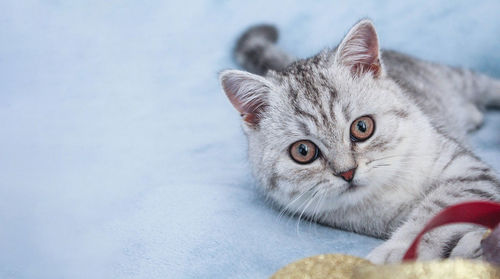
[350,116,375,142]
[289,140,319,164]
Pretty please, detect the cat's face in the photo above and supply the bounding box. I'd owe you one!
[221,20,426,217]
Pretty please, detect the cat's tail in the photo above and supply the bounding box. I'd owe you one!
[485,77,500,108]
[233,24,293,75]
[472,72,500,108]
[456,68,500,108]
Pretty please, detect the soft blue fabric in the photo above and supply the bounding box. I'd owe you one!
[1,1,499,278]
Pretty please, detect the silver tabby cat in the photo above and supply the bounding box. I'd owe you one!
[219,20,500,263]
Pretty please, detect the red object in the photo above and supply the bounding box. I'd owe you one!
[402,201,500,261]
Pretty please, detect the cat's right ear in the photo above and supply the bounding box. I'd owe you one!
[219,70,271,127]
[334,19,382,78]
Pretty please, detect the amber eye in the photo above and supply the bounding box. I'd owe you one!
[350,116,375,142]
[289,140,319,164]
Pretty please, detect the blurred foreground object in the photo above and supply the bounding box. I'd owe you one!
[483,224,500,265]
[271,201,500,279]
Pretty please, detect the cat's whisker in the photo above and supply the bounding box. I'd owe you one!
[295,191,319,235]
[309,188,327,231]
[277,192,310,223]
[293,197,311,235]
[280,185,320,228]
[366,153,438,166]
[277,183,321,222]
[371,163,391,168]
[372,164,423,175]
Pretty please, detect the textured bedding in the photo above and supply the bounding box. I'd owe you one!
[0,1,499,278]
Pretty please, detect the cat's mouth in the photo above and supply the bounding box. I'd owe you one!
[342,182,363,194]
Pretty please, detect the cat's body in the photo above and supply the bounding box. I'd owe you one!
[220,20,500,263]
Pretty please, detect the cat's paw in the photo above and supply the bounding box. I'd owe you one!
[450,230,484,259]
[366,240,410,264]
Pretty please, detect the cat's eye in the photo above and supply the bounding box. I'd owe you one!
[289,140,319,164]
[350,116,375,142]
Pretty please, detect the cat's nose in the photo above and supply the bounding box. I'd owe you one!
[338,168,356,182]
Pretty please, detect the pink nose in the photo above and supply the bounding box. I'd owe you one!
[339,168,356,182]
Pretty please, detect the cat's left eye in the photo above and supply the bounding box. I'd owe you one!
[350,116,375,142]
[289,140,319,164]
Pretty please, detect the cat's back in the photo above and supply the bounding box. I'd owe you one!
[381,49,480,139]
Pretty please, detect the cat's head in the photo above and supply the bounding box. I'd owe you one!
[220,20,427,216]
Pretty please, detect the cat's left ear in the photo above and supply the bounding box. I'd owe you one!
[219,70,271,127]
[335,19,383,78]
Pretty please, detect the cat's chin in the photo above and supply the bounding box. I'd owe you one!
[330,181,378,208]
[342,182,363,194]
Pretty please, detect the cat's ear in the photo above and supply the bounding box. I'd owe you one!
[219,70,271,126]
[335,19,382,78]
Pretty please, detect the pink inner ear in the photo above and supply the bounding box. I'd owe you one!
[221,71,269,126]
[351,59,381,77]
[338,21,382,77]
[226,89,266,125]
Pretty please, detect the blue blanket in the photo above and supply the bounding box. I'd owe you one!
[1,1,499,278]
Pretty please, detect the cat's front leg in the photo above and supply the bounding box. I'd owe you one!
[367,168,499,264]
[449,230,485,259]
[366,238,411,264]
[366,225,486,264]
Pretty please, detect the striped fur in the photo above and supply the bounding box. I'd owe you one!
[220,20,500,263]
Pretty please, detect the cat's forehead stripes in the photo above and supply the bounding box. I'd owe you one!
[271,54,364,152]
[277,54,342,127]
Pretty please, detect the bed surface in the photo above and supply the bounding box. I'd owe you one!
[1,1,499,278]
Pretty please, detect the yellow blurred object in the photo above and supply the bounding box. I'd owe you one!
[270,254,370,279]
[354,259,500,279]
[270,254,500,279]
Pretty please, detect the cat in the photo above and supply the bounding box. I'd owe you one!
[219,19,500,264]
